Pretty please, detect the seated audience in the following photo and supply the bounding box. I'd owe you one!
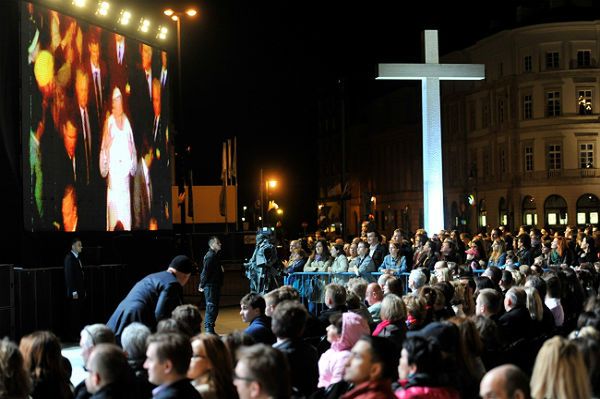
[498,287,534,345]
[239,293,275,344]
[187,333,238,399]
[171,304,202,337]
[318,283,348,331]
[121,322,154,398]
[233,344,291,399]
[318,312,370,389]
[20,330,73,399]
[395,335,460,399]
[530,336,591,399]
[272,300,319,397]
[479,364,531,399]
[341,336,399,399]
[372,294,407,350]
[84,343,134,398]
[144,332,201,398]
[366,283,384,324]
[221,331,255,367]
[0,338,31,399]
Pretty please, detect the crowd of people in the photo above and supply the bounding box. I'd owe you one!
[2,222,600,398]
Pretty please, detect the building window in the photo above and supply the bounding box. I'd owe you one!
[498,99,505,124]
[523,95,533,119]
[482,101,490,129]
[546,91,561,117]
[499,147,507,174]
[580,143,594,169]
[524,145,534,172]
[548,144,562,171]
[577,89,593,115]
[577,50,592,67]
[524,55,532,72]
[546,52,560,69]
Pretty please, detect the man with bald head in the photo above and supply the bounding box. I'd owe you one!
[480,364,531,399]
[366,282,384,324]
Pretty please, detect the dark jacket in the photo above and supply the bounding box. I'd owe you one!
[64,251,85,298]
[244,315,276,345]
[107,271,183,341]
[274,338,319,397]
[370,243,388,268]
[498,306,534,345]
[152,379,202,399]
[200,248,224,288]
[90,382,135,399]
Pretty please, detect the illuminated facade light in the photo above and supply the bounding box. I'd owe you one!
[118,10,131,25]
[95,1,109,16]
[138,18,150,33]
[72,0,86,7]
[156,25,168,40]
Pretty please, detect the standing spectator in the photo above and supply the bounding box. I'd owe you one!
[318,312,370,389]
[144,333,201,399]
[187,334,238,399]
[233,344,290,399]
[0,338,31,399]
[107,255,193,343]
[349,241,376,282]
[239,293,275,344]
[19,331,73,399]
[65,237,86,341]
[199,236,224,334]
[341,336,398,399]
[379,242,407,275]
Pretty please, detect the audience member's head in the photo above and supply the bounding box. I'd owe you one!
[379,294,407,323]
[84,344,129,394]
[504,287,526,312]
[234,344,290,399]
[476,288,502,317]
[156,318,187,336]
[171,304,202,336]
[347,278,369,301]
[325,283,347,309]
[187,333,237,398]
[524,275,547,300]
[121,322,151,361]
[144,333,192,386]
[264,286,300,317]
[408,269,427,292]
[403,295,426,329]
[222,331,255,367]
[385,277,404,297]
[79,324,116,365]
[271,300,308,339]
[398,336,442,380]
[0,338,31,399]
[343,336,399,385]
[365,283,383,306]
[530,336,591,399]
[240,293,266,323]
[480,364,531,399]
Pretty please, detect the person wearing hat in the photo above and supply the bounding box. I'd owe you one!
[107,255,194,344]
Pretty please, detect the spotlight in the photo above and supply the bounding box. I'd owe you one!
[73,0,86,7]
[118,10,131,25]
[138,18,150,33]
[163,9,174,16]
[185,8,197,16]
[95,1,109,16]
[157,25,168,40]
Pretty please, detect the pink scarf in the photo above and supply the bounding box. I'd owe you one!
[372,320,391,337]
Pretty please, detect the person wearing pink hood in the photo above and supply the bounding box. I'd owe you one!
[318,311,370,388]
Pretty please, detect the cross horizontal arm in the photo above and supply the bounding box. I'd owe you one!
[377,63,485,80]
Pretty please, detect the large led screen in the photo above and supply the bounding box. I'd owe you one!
[22,2,172,231]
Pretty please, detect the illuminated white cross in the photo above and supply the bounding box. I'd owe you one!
[377,30,485,234]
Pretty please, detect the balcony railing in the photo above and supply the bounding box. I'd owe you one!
[519,168,598,181]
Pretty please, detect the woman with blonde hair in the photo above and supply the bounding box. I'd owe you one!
[487,238,507,267]
[0,338,31,399]
[187,333,238,399]
[530,336,591,399]
[372,293,407,349]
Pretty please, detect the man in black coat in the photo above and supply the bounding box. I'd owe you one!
[106,255,193,344]
[144,333,201,399]
[198,236,224,334]
[65,237,85,341]
[498,287,534,345]
[85,343,135,399]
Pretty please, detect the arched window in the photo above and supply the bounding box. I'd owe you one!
[499,197,509,226]
[576,194,600,225]
[522,195,537,226]
[544,195,568,227]
[479,199,487,230]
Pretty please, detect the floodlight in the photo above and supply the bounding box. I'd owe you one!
[118,10,131,25]
[96,1,109,16]
[72,0,86,8]
[138,18,150,33]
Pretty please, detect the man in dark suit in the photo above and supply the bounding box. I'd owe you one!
[130,43,155,154]
[149,78,170,227]
[106,255,193,344]
[132,138,154,230]
[199,236,224,334]
[65,238,85,340]
[498,287,534,345]
[73,67,103,230]
[106,33,130,112]
[366,231,388,268]
[144,333,201,399]
[86,29,108,126]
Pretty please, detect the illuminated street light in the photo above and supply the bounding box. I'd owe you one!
[186,8,197,16]
[276,209,283,216]
[163,8,174,16]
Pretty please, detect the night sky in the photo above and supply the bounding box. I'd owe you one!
[131,0,510,235]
